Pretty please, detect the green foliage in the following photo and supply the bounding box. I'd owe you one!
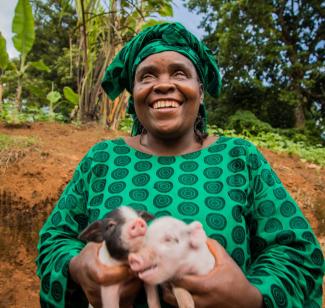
[29,60,50,72]
[226,110,273,135]
[12,0,35,57]
[0,32,9,70]
[208,126,325,166]
[118,114,132,133]
[63,87,79,106]
[0,133,37,150]
[188,0,324,130]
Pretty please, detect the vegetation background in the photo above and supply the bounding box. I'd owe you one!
[0,0,324,306]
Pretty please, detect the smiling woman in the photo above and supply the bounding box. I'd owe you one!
[36,22,324,308]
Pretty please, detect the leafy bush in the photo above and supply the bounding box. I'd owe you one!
[208,125,325,166]
[226,110,273,135]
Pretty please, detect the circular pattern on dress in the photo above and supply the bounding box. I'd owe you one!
[89,209,100,221]
[204,154,223,165]
[254,176,263,194]
[204,181,223,194]
[41,273,50,294]
[105,196,123,209]
[178,174,198,185]
[289,216,308,229]
[66,194,79,209]
[58,198,66,209]
[206,213,227,230]
[228,189,246,204]
[91,179,106,193]
[232,205,243,222]
[92,164,109,177]
[155,210,172,217]
[158,157,176,165]
[135,151,152,159]
[93,142,108,151]
[156,167,174,179]
[226,174,246,187]
[178,202,199,216]
[227,158,245,173]
[51,212,62,226]
[257,200,275,217]
[111,168,129,180]
[93,151,110,163]
[273,187,286,200]
[113,145,130,154]
[153,195,173,208]
[54,253,69,272]
[51,280,63,302]
[280,201,296,217]
[210,233,227,248]
[203,167,222,179]
[129,189,149,201]
[232,226,245,244]
[275,230,296,245]
[231,248,245,266]
[208,143,227,153]
[81,158,92,173]
[72,170,80,182]
[89,194,104,207]
[181,151,201,159]
[263,295,274,308]
[271,284,287,307]
[178,187,198,199]
[264,218,283,233]
[111,139,124,145]
[311,248,324,265]
[114,155,131,166]
[261,169,275,186]
[154,181,173,193]
[134,161,152,171]
[248,153,262,170]
[179,161,198,172]
[229,146,246,157]
[128,203,148,211]
[234,139,251,147]
[132,173,150,186]
[107,181,126,194]
[204,196,225,210]
[302,231,316,244]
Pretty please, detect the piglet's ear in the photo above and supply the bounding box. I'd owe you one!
[188,221,207,249]
[78,218,114,243]
[137,210,155,222]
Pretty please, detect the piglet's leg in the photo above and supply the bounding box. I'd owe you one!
[145,284,161,308]
[101,284,120,308]
[171,284,195,308]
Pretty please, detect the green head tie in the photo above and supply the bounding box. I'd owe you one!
[102,22,222,136]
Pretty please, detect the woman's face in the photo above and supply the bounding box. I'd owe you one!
[133,51,202,140]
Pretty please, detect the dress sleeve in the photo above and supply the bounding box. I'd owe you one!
[36,151,93,307]
[244,145,325,308]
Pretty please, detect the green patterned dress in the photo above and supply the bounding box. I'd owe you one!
[36,136,324,307]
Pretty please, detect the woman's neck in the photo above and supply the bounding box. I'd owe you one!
[125,132,217,156]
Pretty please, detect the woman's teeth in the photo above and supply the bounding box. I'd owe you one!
[152,100,180,109]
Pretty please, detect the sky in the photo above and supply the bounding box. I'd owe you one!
[0,0,205,59]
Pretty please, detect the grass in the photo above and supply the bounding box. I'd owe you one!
[0,134,37,151]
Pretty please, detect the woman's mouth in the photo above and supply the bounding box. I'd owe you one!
[138,263,158,279]
[151,100,181,109]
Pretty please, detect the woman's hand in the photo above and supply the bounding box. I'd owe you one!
[162,238,263,308]
[69,242,142,307]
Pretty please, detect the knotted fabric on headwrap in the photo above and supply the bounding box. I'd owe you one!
[102,22,222,136]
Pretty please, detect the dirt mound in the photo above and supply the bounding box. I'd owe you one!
[0,122,324,307]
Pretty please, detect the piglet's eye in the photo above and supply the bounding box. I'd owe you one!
[163,235,179,243]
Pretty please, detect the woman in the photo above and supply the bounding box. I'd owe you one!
[37,22,324,307]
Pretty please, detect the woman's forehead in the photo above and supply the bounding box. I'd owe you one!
[136,51,196,71]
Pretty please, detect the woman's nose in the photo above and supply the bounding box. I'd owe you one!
[153,81,176,94]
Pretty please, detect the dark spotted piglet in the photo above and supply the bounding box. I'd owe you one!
[78,206,159,308]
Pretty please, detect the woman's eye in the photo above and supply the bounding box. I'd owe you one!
[141,73,155,81]
[174,71,186,78]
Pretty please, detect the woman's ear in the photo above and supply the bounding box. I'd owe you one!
[199,83,204,104]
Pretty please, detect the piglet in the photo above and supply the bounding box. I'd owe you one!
[78,206,159,308]
[128,216,215,308]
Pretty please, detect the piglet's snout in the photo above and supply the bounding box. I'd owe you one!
[129,253,148,272]
[128,218,147,238]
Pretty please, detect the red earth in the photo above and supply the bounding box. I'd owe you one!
[0,122,324,307]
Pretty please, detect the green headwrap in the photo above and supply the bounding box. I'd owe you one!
[102,22,222,136]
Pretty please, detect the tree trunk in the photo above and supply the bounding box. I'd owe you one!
[15,79,22,111]
[0,83,3,112]
[293,103,305,128]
